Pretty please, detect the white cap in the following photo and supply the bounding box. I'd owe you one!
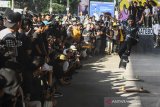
[70,45,77,51]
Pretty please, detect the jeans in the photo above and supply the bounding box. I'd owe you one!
[107,40,113,54]
[118,38,137,58]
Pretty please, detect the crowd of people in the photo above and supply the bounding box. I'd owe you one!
[0,1,159,106]
[119,0,160,27]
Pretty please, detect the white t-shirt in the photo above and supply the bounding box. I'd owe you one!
[152,24,160,35]
[63,61,69,72]
[152,6,158,15]
[42,63,53,72]
[0,28,12,40]
[144,8,150,16]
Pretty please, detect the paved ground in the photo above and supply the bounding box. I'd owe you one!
[54,54,135,107]
[56,36,160,107]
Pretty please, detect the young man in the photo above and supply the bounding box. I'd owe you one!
[118,15,140,62]
[152,20,160,48]
[0,11,22,62]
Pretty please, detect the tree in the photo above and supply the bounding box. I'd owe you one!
[70,0,81,14]
[39,0,81,14]
[52,3,66,13]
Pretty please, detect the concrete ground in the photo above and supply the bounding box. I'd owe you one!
[56,36,160,107]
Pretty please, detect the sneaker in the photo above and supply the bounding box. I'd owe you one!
[54,92,63,98]
[154,45,159,48]
[123,58,129,63]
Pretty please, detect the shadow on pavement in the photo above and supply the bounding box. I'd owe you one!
[56,55,131,107]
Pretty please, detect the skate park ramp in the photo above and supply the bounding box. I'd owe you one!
[127,32,160,107]
[132,34,160,54]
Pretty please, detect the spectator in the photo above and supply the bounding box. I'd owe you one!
[138,2,145,21]
[31,22,48,58]
[106,27,114,55]
[72,23,81,42]
[0,61,23,107]
[117,25,125,50]
[53,54,70,85]
[151,1,158,23]
[23,57,45,107]
[94,29,102,55]
[152,20,160,48]
[144,5,151,27]
[0,11,22,62]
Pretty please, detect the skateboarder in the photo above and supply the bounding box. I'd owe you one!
[118,15,140,62]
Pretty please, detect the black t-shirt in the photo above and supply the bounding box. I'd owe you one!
[41,31,48,54]
[147,4,153,14]
[138,6,145,16]
[31,32,46,57]
[17,32,32,65]
[128,6,138,17]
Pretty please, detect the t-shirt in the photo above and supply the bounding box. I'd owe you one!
[152,6,158,15]
[63,61,69,72]
[0,28,12,40]
[82,29,91,43]
[16,32,32,65]
[72,28,81,41]
[152,24,160,35]
[144,8,150,16]
[128,6,138,17]
[32,32,46,57]
[120,29,124,42]
[138,6,145,16]
[0,28,22,62]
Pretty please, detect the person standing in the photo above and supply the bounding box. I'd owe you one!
[152,21,160,48]
[0,12,22,62]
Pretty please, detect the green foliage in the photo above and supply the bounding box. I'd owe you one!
[69,0,81,14]
[41,0,81,14]
[52,3,66,13]
[90,0,114,2]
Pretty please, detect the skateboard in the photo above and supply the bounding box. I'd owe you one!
[119,54,128,69]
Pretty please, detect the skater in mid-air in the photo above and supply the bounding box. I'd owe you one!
[118,15,142,63]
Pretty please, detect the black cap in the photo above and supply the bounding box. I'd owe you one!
[4,12,22,28]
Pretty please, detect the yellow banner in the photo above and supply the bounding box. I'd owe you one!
[119,0,160,11]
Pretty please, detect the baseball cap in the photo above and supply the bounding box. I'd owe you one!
[59,54,67,60]
[70,45,77,51]
[43,20,51,25]
[4,12,22,28]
